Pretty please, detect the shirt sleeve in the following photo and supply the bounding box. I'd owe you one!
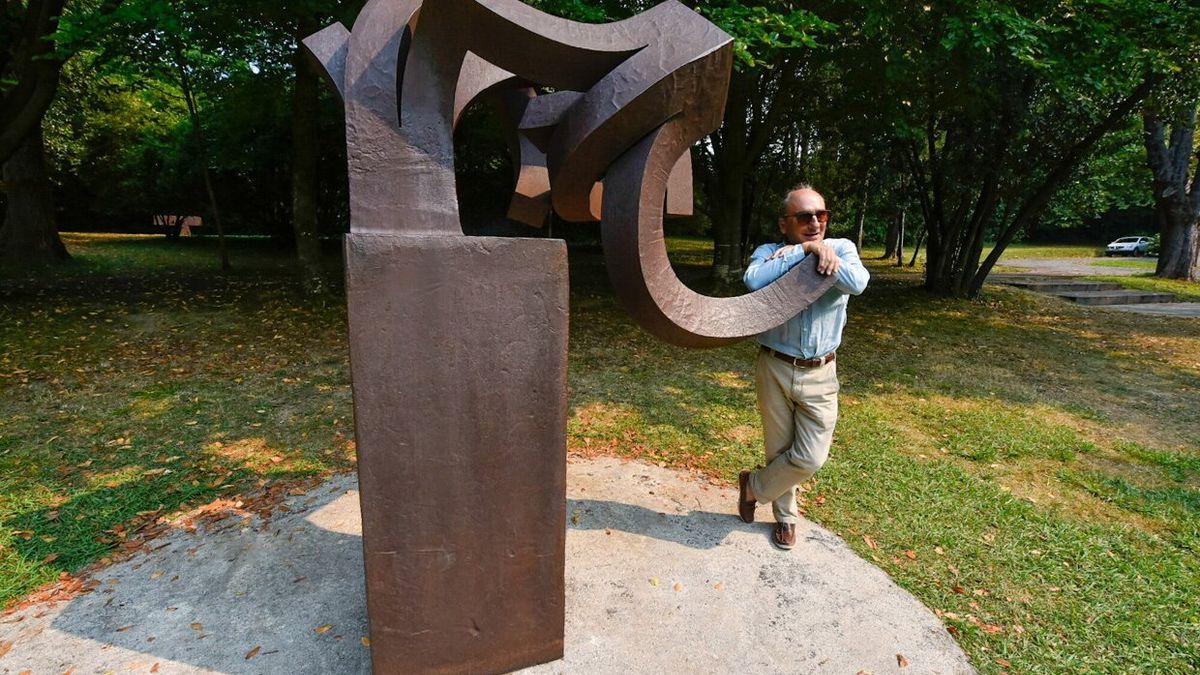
[743,244,807,291]
[832,240,870,296]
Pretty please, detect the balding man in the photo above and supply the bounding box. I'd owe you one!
[736,184,870,550]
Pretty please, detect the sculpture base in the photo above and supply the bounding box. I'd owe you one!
[345,233,568,674]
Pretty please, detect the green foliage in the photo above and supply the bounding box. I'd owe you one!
[695,1,836,68]
[828,0,1200,294]
[38,0,351,235]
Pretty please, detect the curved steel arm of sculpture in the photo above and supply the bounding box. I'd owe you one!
[602,120,838,348]
[303,0,838,347]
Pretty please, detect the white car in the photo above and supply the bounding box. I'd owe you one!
[1104,236,1152,256]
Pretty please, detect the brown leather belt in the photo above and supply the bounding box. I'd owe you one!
[761,345,836,368]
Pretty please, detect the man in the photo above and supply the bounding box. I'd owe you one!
[736,184,869,550]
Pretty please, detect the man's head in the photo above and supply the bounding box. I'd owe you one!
[778,185,829,246]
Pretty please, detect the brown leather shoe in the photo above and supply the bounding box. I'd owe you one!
[737,471,756,523]
[772,522,796,550]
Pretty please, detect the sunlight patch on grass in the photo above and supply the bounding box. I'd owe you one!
[709,370,751,390]
[1091,258,1157,269]
[992,244,1102,259]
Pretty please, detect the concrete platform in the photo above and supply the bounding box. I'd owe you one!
[0,458,973,674]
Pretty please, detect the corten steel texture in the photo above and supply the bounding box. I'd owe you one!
[345,234,569,674]
[601,122,839,348]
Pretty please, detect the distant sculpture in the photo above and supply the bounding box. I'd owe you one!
[304,1,834,672]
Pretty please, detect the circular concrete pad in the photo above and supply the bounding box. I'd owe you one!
[0,458,972,674]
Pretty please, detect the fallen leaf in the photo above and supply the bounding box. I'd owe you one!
[934,546,945,555]
[361,637,371,646]
[116,625,133,632]
[151,571,164,580]
[904,550,917,560]
[863,535,877,550]
[996,658,1012,667]
[315,624,333,634]
[190,623,203,631]
[673,582,683,592]
[151,665,160,673]
[41,553,59,564]
[649,577,659,586]
[245,646,261,660]
[0,641,11,658]
[897,653,909,668]
[713,582,724,591]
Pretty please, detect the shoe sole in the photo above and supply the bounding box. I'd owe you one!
[737,471,755,524]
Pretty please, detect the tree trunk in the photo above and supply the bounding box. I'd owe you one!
[908,229,926,267]
[1155,202,1200,280]
[882,209,901,259]
[1143,103,1200,281]
[710,172,745,281]
[707,71,750,283]
[0,126,68,269]
[172,39,230,271]
[854,176,869,251]
[292,42,323,293]
[0,0,67,166]
[894,210,905,266]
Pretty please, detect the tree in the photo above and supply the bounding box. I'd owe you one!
[1143,101,1199,280]
[1,0,71,268]
[695,3,835,282]
[822,0,1197,297]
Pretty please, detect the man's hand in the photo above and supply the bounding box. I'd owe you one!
[802,241,841,276]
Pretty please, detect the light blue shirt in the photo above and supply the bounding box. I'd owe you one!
[743,238,870,359]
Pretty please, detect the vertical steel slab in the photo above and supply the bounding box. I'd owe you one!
[345,233,568,674]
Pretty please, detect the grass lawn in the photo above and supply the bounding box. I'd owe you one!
[3,233,1198,672]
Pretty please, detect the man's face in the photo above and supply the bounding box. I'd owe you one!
[778,189,827,245]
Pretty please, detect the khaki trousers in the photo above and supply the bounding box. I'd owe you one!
[749,350,840,524]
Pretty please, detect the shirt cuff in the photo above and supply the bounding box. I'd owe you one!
[782,246,807,266]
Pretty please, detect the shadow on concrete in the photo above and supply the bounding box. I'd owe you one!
[35,477,372,674]
[568,498,764,550]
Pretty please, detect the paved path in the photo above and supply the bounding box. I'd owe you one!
[1,458,972,674]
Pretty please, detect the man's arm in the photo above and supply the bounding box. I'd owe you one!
[744,243,805,290]
[832,240,870,295]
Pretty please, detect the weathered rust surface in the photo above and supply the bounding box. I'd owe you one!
[346,234,568,674]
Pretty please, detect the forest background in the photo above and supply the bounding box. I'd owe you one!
[2,0,1199,289]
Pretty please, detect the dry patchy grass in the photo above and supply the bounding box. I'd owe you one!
[1,234,1197,673]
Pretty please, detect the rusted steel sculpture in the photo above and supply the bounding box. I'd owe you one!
[304,1,836,672]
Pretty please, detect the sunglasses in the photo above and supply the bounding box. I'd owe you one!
[783,209,831,225]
